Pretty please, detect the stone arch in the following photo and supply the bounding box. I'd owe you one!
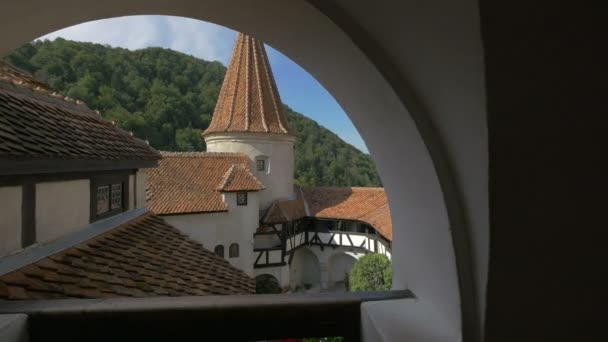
[290,247,321,291]
[0,2,487,338]
[328,253,357,290]
[255,274,281,294]
[214,244,224,258]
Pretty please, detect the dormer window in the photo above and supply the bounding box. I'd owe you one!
[256,156,269,173]
[237,192,248,206]
[96,183,123,216]
[91,173,129,222]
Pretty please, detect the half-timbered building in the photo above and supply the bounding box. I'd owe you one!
[0,61,255,300]
[146,33,393,292]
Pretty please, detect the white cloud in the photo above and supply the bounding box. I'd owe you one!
[163,16,236,64]
[37,15,236,64]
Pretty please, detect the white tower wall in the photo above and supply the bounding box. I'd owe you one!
[205,132,295,209]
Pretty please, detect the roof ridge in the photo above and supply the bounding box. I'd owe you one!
[301,186,385,191]
[217,164,238,190]
[260,40,289,134]
[0,61,88,108]
[0,83,160,161]
[226,33,244,132]
[253,39,269,132]
[159,151,248,158]
[216,163,264,192]
[244,36,251,131]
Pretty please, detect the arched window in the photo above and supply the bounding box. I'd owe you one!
[214,245,224,258]
[229,243,239,258]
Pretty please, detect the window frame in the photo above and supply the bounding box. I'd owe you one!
[229,243,239,258]
[256,159,265,172]
[236,191,248,206]
[214,245,225,258]
[255,157,269,173]
[90,172,130,222]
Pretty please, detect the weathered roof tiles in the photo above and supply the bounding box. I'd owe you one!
[0,61,160,161]
[203,33,293,137]
[217,164,265,192]
[0,213,255,300]
[263,186,393,240]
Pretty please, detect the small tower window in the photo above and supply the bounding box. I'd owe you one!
[237,192,248,206]
[229,243,239,258]
[214,245,225,258]
[256,159,266,172]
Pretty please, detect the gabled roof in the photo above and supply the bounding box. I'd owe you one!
[146,152,262,215]
[263,197,307,224]
[263,186,393,240]
[217,164,265,192]
[203,33,293,137]
[0,212,254,300]
[0,61,160,163]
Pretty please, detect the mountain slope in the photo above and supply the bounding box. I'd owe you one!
[5,38,381,187]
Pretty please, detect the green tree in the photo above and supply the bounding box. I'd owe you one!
[175,126,205,151]
[349,254,392,291]
[4,39,382,187]
[255,275,282,294]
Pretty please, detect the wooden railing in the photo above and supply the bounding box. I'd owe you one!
[254,228,392,269]
[0,290,413,341]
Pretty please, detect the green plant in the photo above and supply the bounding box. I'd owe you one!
[255,274,281,294]
[349,253,392,291]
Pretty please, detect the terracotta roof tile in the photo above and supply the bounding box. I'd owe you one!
[263,191,307,223]
[0,61,160,161]
[0,212,254,300]
[263,186,393,240]
[147,151,263,214]
[203,33,293,137]
[217,164,265,192]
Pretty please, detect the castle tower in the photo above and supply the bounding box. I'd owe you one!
[203,33,296,209]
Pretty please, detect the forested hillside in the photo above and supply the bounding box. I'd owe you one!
[5,38,381,187]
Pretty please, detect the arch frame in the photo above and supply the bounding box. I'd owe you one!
[0,1,487,340]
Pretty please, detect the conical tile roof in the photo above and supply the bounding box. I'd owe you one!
[203,33,293,136]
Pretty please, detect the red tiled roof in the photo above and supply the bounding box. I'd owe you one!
[263,187,393,240]
[0,212,254,300]
[203,33,293,137]
[263,198,307,224]
[0,61,160,161]
[358,203,393,240]
[146,152,261,215]
[217,164,265,192]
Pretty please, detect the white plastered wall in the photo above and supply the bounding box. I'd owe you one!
[205,133,295,209]
[0,186,22,257]
[162,192,260,276]
[35,180,89,243]
[289,247,321,289]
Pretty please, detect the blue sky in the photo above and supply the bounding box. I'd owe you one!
[38,15,369,153]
